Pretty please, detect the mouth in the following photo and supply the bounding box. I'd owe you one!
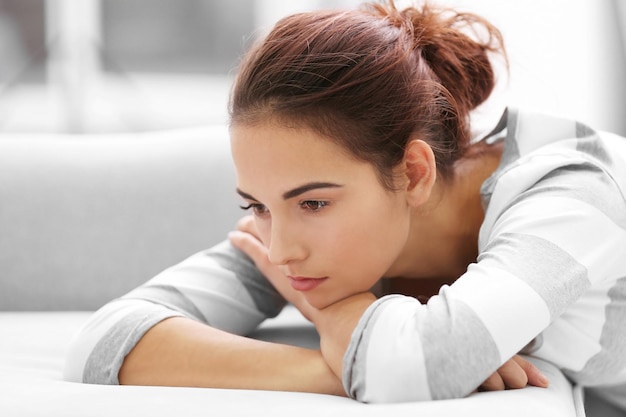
[287,276,328,292]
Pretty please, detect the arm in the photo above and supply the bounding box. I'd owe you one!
[229,222,549,402]
[65,241,345,394]
[338,163,625,402]
[118,316,344,395]
[314,298,547,395]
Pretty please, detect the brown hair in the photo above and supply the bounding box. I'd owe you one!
[229,0,506,189]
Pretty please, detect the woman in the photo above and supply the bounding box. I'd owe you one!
[64,0,626,407]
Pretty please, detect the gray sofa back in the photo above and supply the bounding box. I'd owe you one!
[0,126,242,310]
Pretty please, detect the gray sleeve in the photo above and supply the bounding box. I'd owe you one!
[122,240,286,330]
[64,240,286,385]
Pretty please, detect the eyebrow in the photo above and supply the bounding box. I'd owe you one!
[282,182,343,199]
[236,182,343,202]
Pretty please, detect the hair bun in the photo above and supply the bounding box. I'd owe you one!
[367,1,506,114]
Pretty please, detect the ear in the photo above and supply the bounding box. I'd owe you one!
[402,139,437,207]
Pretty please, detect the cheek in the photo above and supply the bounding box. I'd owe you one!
[349,196,409,245]
[329,201,409,279]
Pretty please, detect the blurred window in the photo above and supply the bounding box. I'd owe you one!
[2,0,621,134]
[0,0,46,85]
[0,0,313,133]
[100,0,255,75]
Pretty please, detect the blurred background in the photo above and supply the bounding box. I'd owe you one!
[0,0,624,135]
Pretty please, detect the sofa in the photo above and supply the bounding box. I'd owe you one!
[0,125,620,416]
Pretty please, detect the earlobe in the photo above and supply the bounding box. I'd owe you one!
[403,140,437,207]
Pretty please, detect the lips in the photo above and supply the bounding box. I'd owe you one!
[288,276,328,292]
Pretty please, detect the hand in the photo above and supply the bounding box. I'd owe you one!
[479,355,549,392]
[229,216,376,380]
[230,216,550,393]
[228,216,319,322]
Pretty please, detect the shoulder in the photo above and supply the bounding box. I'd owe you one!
[502,107,624,166]
[478,108,626,251]
[481,108,626,209]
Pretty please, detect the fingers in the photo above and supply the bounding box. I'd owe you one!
[512,355,549,388]
[479,356,550,393]
[228,230,269,269]
[229,230,316,322]
[228,230,280,287]
[231,216,266,266]
[479,372,506,392]
[236,215,260,239]
[494,357,528,390]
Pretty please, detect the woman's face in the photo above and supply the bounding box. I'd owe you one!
[230,122,412,309]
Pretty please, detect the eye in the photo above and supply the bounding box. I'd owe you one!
[299,200,329,212]
[239,203,269,217]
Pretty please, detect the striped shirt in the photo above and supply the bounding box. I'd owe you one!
[64,108,626,409]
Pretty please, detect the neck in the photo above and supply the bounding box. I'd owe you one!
[388,140,503,281]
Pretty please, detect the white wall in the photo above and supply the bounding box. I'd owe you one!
[421,0,626,135]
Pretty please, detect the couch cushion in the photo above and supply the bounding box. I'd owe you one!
[0,306,584,417]
[0,126,242,310]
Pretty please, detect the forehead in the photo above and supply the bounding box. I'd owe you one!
[230,122,378,192]
[231,122,357,169]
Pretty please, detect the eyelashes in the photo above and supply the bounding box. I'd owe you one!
[299,200,328,211]
[239,201,330,215]
[239,203,268,216]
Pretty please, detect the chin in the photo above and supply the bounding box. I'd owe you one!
[300,290,338,310]
[304,296,334,310]
[303,290,355,311]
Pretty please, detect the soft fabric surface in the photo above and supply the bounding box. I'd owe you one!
[0,306,583,417]
[0,126,242,311]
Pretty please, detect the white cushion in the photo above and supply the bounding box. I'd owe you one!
[0,126,241,310]
[0,306,584,417]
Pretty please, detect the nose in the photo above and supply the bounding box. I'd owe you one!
[266,219,306,266]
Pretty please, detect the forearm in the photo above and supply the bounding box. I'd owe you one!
[119,316,345,396]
